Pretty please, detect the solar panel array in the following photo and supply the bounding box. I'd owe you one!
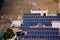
[17,13,60,40]
[17,28,60,40]
[23,13,60,26]
[21,13,60,30]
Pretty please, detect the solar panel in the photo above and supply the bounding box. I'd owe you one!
[18,13,60,40]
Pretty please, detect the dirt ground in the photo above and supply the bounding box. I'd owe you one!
[2,0,60,20]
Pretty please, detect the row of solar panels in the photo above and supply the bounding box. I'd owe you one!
[23,13,60,18]
[23,18,60,25]
[23,13,40,16]
[23,21,51,24]
[27,30,58,34]
[23,18,60,23]
[24,13,60,16]
[23,13,60,26]
[20,25,58,30]
[20,24,59,30]
[23,18,60,21]
[21,22,51,26]
[27,28,58,30]
[17,35,60,40]
[23,16,60,18]
[18,35,59,38]
[27,30,58,36]
[17,28,60,40]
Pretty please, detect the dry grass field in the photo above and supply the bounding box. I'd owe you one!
[1,0,60,20]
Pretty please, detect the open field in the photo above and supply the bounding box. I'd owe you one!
[1,0,60,20]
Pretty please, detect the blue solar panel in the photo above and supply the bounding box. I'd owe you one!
[57,13,60,16]
[28,28,58,31]
[18,35,59,38]
[23,13,60,25]
[19,13,60,40]
[27,31,58,36]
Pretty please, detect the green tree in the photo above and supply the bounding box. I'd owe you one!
[2,28,14,40]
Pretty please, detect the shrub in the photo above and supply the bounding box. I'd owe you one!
[2,28,14,40]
